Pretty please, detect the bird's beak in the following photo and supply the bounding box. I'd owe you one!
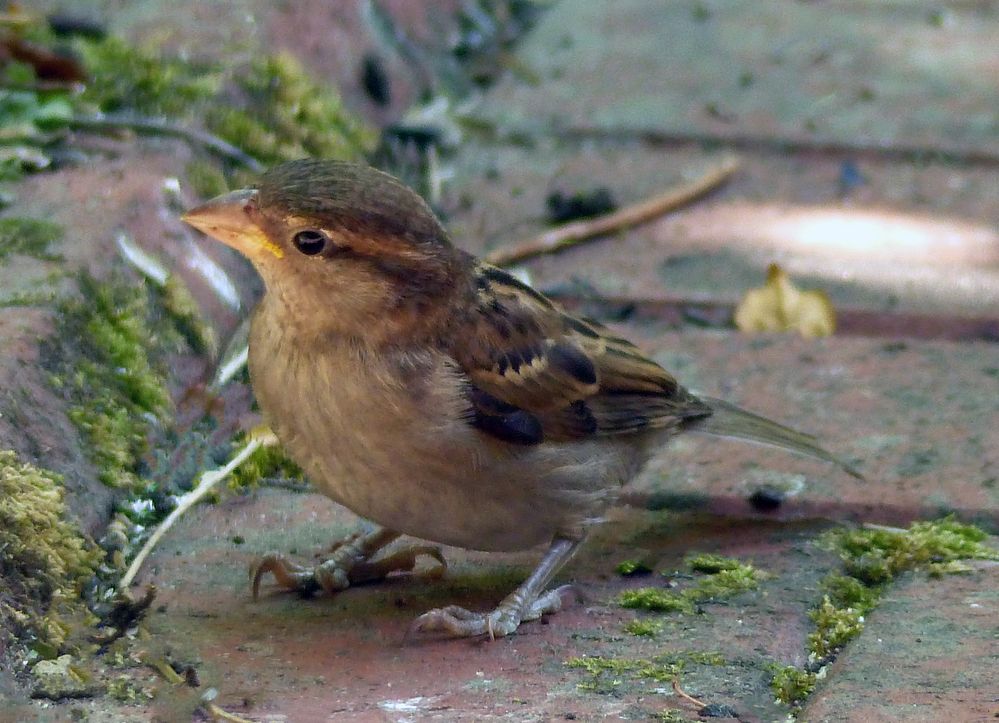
[182,189,284,260]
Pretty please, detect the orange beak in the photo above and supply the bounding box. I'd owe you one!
[182,189,284,260]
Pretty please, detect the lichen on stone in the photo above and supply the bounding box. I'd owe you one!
[0,450,102,651]
[30,653,97,700]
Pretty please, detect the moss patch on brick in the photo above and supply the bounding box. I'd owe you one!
[77,37,374,181]
[53,275,173,492]
[618,555,764,614]
[0,450,102,653]
[206,53,375,168]
[770,664,817,705]
[566,650,725,696]
[772,517,998,708]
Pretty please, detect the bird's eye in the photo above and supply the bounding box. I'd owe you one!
[292,229,328,256]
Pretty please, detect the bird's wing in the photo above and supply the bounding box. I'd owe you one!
[447,263,712,444]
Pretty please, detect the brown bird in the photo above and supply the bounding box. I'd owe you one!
[183,159,857,638]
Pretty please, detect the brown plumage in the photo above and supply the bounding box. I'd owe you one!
[183,159,857,639]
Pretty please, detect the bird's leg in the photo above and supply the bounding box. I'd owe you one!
[411,536,582,639]
[250,526,446,598]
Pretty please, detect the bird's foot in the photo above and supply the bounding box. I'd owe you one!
[410,584,575,639]
[250,528,445,598]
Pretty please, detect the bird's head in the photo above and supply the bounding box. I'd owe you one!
[183,159,466,342]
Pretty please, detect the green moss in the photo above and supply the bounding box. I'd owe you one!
[159,275,218,358]
[800,518,998,662]
[808,596,865,660]
[684,552,743,573]
[830,518,998,585]
[4,29,375,194]
[567,651,723,695]
[623,618,661,636]
[619,557,764,612]
[227,437,305,490]
[619,588,695,614]
[206,53,375,166]
[0,450,102,649]
[774,518,998,708]
[770,664,816,705]
[819,573,880,612]
[566,654,683,691]
[78,38,373,169]
[77,36,221,117]
[106,673,154,703]
[0,217,63,262]
[56,275,173,490]
[694,566,763,598]
[615,559,652,576]
[683,651,725,666]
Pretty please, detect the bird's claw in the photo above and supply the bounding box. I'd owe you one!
[250,543,447,599]
[250,552,318,598]
[409,584,575,640]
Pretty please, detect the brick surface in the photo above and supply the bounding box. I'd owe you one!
[803,562,999,722]
[476,0,999,158]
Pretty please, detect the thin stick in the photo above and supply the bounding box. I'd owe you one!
[67,113,264,172]
[485,156,739,267]
[672,677,707,710]
[118,436,264,590]
[203,701,255,723]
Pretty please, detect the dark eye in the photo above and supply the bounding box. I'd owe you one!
[292,229,328,256]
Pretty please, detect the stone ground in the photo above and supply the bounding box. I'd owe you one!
[4,0,998,721]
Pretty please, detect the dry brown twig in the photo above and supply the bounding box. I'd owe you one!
[485,156,740,267]
[672,676,707,710]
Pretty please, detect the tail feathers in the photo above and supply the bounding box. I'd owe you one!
[685,396,863,480]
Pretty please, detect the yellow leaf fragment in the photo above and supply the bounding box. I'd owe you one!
[734,264,835,338]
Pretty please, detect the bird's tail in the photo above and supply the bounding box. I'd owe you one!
[684,396,862,479]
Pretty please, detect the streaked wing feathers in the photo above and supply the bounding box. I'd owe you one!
[452,264,711,444]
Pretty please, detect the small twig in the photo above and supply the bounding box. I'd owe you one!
[203,700,255,723]
[67,113,264,172]
[672,676,707,710]
[119,436,266,590]
[485,156,739,267]
[142,654,186,686]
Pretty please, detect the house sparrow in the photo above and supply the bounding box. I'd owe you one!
[182,159,857,638]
